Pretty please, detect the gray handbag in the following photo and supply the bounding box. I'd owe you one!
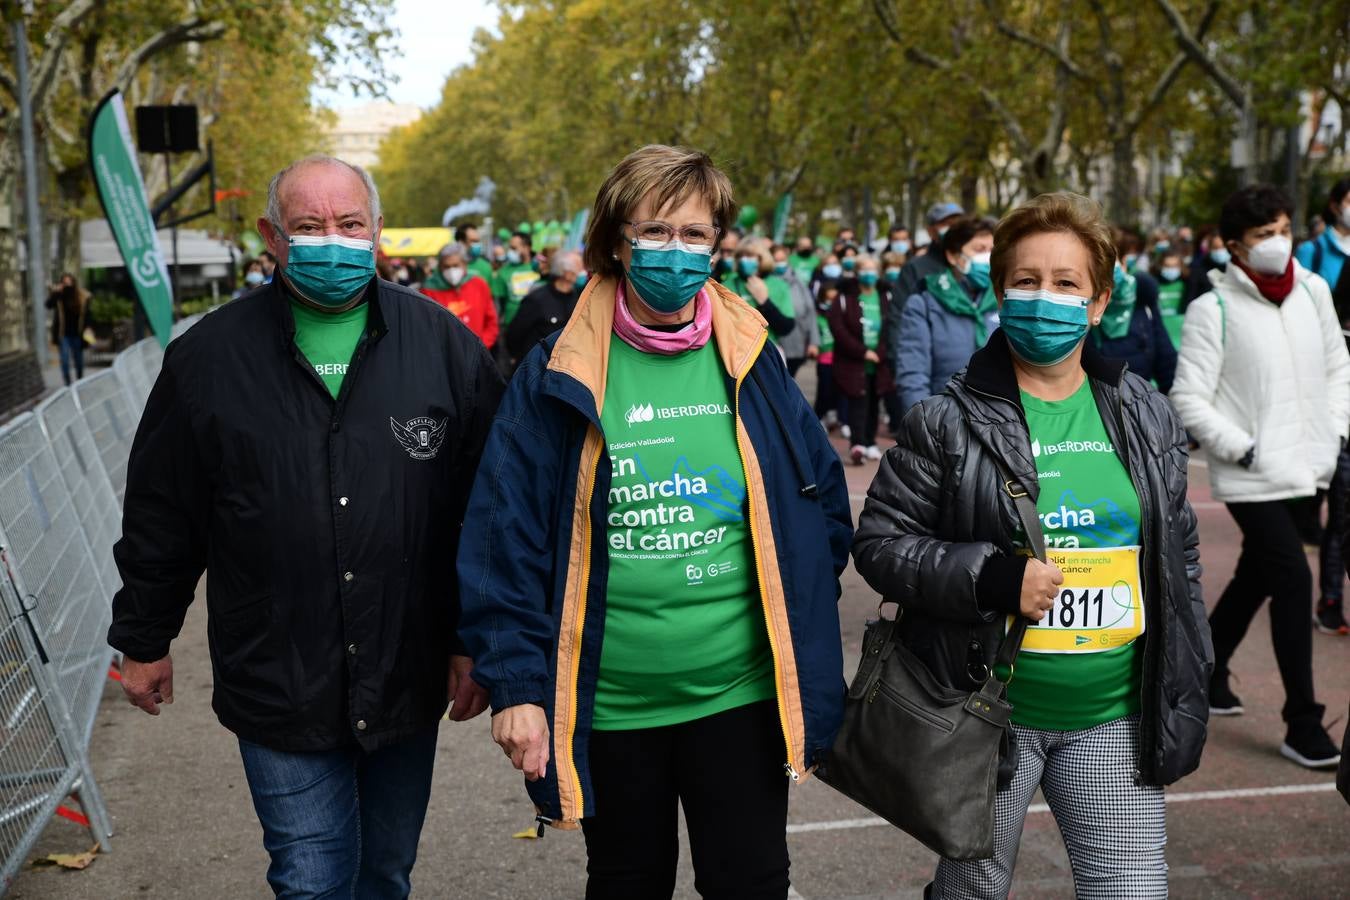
[817,469,1045,860]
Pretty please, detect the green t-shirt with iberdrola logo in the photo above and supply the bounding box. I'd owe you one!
[1156,278,1185,349]
[1007,379,1145,732]
[594,335,775,731]
[289,300,368,399]
[491,262,540,325]
[860,289,882,374]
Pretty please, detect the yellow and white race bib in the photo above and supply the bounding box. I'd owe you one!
[1014,546,1145,654]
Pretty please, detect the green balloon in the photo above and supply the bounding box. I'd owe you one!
[516,221,531,234]
[562,222,573,233]
[737,205,759,229]
[532,220,546,234]
[497,227,512,240]
[547,219,561,230]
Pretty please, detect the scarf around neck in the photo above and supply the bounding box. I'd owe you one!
[612,280,713,355]
[1236,258,1296,304]
[924,269,998,346]
[1096,270,1138,340]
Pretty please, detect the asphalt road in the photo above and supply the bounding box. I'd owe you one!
[12,377,1350,899]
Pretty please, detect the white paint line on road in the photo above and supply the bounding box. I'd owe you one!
[787,886,807,900]
[785,782,1337,834]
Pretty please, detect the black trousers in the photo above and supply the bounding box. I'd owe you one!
[581,700,790,900]
[1318,444,1350,602]
[1211,500,1323,725]
[847,373,880,447]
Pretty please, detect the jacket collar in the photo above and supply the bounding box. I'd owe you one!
[962,329,1126,406]
[273,276,387,346]
[1209,256,1314,306]
[545,275,767,420]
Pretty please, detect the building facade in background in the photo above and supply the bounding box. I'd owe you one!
[326,102,423,170]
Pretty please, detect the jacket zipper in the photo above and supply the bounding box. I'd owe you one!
[732,342,800,781]
[562,439,604,820]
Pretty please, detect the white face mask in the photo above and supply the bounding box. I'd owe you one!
[1340,204,1350,230]
[444,266,466,285]
[1245,235,1292,275]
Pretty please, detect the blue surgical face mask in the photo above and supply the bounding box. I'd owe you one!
[469,243,484,259]
[625,239,712,314]
[1209,248,1231,266]
[999,288,1090,366]
[885,267,902,280]
[738,257,760,277]
[964,251,992,290]
[858,271,880,287]
[244,271,265,286]
[890,240,911,255]
[1160,266,1182,282]
[506,249,523,265]
[841,257,857,271]
[773,262,789,276]
[822,263,843,279]
[283,234,375,309]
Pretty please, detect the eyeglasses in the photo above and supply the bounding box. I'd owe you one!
[624,220,720,249]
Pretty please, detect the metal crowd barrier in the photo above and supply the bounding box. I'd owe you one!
[0,315,205,891]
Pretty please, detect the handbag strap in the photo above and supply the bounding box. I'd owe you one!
[989,456,1048,678]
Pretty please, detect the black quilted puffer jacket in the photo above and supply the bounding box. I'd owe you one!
[853,330,1214,786]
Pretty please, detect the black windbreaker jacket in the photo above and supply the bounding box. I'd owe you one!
[853,331,1214,786]
[108,277,504,752]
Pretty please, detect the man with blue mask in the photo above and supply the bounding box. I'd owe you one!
[492,231,540,327]
[885,202,965,358]
[109,154,504,898]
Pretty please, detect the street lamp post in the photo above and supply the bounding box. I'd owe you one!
[13,4,48,367]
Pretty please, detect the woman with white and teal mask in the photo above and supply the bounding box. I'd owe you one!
[893,217,1001,413]
[855,191,1211,899]
[459,145,852,898]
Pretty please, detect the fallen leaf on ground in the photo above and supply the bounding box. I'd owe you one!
[31,844,99,870]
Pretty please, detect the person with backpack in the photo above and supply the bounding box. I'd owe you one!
[1172,184,1350,769]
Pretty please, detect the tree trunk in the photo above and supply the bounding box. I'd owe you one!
[1109,134,1136,225]
[0,128,34,357]
[53,166,89,281]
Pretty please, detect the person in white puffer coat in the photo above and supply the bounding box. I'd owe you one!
[1172,184,1350,770]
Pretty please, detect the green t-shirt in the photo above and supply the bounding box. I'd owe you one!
[1156,279,1185,349]
[738,276,796,344]
[491,262,540,325]
[860,289,882,373]
[817,312,835,354]
[594,336,775,730]
[467,257,494,285]
[1008,379,1144,731]
[290,301,369,399]
[790,253,817,284]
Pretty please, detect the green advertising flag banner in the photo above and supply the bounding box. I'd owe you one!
[773,193,793,245]
[88,89,173,348]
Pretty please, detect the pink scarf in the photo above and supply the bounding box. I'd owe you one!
[612,280,713,355]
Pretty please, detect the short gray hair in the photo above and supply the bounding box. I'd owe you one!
[550,250,582,277]
[265,155,381,232]
[437,242,467,263]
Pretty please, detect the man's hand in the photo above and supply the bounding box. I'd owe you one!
[447,655,490,722]
[492,704,550,781]
[1020,558,1065,621]
[121,654,175,715]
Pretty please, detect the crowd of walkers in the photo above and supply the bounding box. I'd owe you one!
[105,147,1350,899]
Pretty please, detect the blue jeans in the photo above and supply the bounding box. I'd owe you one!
[238,727,438,899]
[58,334,83,386]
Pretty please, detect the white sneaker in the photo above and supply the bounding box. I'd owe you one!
[865,445,883,460]
[841,424,852,440]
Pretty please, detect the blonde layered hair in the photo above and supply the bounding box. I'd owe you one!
[583,145,738,279]
[990,192,1116,299]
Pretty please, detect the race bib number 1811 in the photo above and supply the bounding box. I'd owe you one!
[1013,546,1145,654]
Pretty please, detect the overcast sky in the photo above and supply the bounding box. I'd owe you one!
[318,0,498,109]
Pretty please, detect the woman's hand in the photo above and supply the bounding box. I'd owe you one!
[747,275,769,303]
[806,344,820,359]
[491,703,551,781]
[1019,558,1064,621]
[864,349,881,364]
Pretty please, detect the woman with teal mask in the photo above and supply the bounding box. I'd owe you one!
[458,144,852,898]
[1088,257,1177,394]
[893,217,1001,413]
[828,255,896,464]
[855,192,1210,899]
[733,238,797,349]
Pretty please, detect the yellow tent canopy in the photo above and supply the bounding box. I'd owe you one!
[379,228,453,257]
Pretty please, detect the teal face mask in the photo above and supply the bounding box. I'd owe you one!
[841,257,857,271]
[574,272,588,290]
[772,262,789,276]
[283,234,375,309]
[625,239,712,314]
[738,258,760,278]
[858,271,880,287]
[999,288,1090,366]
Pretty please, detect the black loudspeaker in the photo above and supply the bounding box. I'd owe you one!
[134,105,199,154]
